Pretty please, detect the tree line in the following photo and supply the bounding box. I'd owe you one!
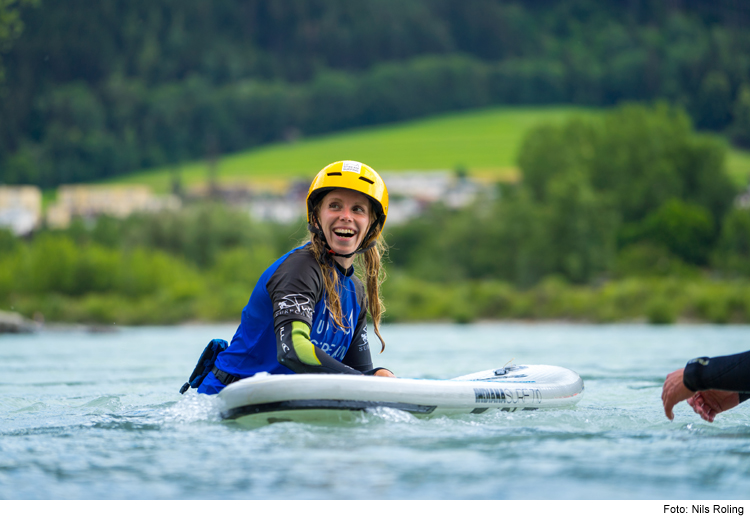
[0,204,303,323]
[2,0,750,187]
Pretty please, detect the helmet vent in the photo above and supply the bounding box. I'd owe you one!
[359,176,374,184]
[326,172,342,176]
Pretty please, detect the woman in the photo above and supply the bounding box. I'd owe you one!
[192,160,394,395]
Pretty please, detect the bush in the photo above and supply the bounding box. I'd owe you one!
[646,297,678,325]
[712,208,750,276]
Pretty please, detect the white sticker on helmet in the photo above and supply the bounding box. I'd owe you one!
[342,161,362,174]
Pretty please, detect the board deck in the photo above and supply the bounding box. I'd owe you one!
[218,364,584,424]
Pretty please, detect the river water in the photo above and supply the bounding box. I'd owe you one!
[1,322,750,503]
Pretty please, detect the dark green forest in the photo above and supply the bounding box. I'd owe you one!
[2,0,750,187]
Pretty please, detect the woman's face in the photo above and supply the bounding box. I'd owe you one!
[317,189,372,264]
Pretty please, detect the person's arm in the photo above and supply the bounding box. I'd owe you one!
[266,249,360,374]
[268,248,393,376]
[344,319,396,378]
[275,320,364,375]
[683,351,750,394]
[341,302,395,377]
[663,350,750,420]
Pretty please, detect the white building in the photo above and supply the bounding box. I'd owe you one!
[0,185,42,235]
[46,185,181,228]
[243,170,493,225]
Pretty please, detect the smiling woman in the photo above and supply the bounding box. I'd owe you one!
[316,189,372,260]
[179,160,394,396]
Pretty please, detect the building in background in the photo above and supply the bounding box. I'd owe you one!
[242,171,492,225]
[46,185,181,228]
[0,185,42,236]
[0,173,492,236]
[380,171,490,225]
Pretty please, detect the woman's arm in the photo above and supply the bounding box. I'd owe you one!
[275,320,364,375]
[341,288,395,377]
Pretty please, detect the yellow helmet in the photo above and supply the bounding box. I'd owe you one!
[306,160,389,234]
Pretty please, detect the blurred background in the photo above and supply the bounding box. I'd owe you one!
[2,0,750,328]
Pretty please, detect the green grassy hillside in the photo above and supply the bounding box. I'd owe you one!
[106,105,750,193]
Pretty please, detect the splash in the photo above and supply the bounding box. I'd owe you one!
[363,406,418,423]
[162,392,225,423]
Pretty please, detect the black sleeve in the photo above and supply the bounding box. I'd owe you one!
[341,284,374,372]
[266,247,321,330]
[275,321,363,375]
[267,248,374,376]
[683,350,750,403]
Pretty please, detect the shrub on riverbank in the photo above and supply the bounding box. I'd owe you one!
[381,275,750,325]
[5,274,750,327]
[3,218,750,327]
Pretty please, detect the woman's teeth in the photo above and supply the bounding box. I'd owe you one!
[334,228,355,238]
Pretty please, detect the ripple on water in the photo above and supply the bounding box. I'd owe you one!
[81,395,122,411]
[2,323,750,500]
[10,401,49,414]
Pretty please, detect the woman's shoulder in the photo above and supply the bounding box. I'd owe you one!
[350,273,366,301]
[280,244,320,272]
[266,244,323,289]
[348,272,364,288]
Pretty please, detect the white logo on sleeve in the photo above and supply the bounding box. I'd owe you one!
[275,294,314,319]
[357,325,369,352]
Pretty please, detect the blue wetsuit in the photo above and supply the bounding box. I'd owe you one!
[198,243,373,394]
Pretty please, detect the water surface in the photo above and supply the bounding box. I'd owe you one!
[1,322,749,499]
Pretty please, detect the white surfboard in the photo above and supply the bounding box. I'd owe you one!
[218,364,584,424]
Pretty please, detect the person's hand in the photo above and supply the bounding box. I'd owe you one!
[687,390,740,422]
[374,368,395,377]
[662,368,694,420]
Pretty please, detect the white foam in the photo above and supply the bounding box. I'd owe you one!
[162,391,225,423]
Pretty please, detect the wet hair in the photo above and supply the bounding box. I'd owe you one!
[308,196,387,353]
